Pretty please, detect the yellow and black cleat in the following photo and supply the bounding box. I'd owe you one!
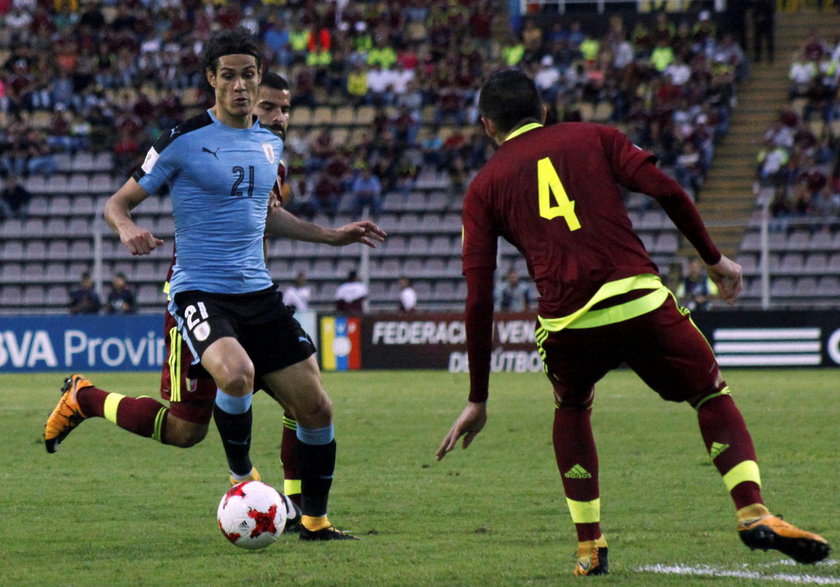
[739,515,830,564]
[573,535,609,576]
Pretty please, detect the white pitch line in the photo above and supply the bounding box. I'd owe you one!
[636,563,840,584]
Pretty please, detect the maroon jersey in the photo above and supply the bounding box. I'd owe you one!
[462,122,657,319]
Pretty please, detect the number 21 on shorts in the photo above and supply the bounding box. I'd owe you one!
[537,157,581,231]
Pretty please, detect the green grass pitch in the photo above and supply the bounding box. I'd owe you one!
[2,369,838,585]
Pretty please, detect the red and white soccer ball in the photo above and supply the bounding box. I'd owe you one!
[217,481,287,550]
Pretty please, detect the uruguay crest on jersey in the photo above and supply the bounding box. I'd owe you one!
[262,143,275,164]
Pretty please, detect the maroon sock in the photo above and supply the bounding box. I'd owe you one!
[281,414,299,482]
[553,407,601,542]
[76,386,107,417]
[116,396,169,439]
[697,393,763,509]
[77,387,168,441]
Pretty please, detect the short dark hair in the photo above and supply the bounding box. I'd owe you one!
[261,70,290,92]
[201,27,262,75]
[478,69,543,135]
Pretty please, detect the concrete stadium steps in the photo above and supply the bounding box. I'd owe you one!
[675,7,840,267]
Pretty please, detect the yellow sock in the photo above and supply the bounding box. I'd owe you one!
[301,515,331,532]
[737,503,770,523]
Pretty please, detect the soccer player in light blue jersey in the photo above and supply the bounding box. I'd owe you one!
[45,28,385,541]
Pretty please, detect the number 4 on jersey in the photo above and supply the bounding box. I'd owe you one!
[537,157,581,231]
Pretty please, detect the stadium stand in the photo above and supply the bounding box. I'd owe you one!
[1,1,836,315]
[734,19,840,309]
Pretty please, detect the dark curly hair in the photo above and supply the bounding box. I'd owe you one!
[478,69,543,135]
[260,70,290,92]
[201,27,262,75]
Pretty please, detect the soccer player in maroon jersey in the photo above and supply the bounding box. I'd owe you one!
[436,69,829,574]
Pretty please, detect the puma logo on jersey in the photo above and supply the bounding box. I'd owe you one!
[202,146,220,159]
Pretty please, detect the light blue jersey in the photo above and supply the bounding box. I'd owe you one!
[134,109,283,296]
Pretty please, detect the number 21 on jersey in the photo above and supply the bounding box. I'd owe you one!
[537,157,581,231]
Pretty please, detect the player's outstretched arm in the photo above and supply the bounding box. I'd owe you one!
[706,255,743,305]
[436,401,487,461]
[103,178,163,256]
[265,205,387,247]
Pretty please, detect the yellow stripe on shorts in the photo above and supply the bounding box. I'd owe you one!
[168,326,182,402]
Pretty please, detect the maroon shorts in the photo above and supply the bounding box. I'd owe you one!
[160,309,216,424]
[537,296,726,409]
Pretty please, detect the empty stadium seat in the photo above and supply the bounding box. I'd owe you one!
[1,285,22,305]
[810,230,833,251]
[770,277,795,298]
[779,253,804,274]
[1,263,23,283]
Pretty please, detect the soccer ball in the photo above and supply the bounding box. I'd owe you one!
[217,481,287,550]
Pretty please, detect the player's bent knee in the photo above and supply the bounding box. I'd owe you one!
[216,367,255,396]
[165,419,209,448]
[294,393,332,429]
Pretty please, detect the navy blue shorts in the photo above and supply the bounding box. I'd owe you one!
[172,287,316,378]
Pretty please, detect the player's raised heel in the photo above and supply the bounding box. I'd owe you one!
[44,374,92,454]
[228,467,261,487]
[299,524,358,541]
[738,515,830,564]
[573,536,609,576]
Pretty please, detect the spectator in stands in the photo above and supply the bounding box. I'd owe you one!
[335,270,367,316]
[349,164,383,217]
[25,130,55,178]
[769,189,793,233]
[0,174,31,221]
[263,18,292,67]
[366,62,393,107]
[674,141,704,199]
[104,272,136,314]
[324,145,353,193]
[394,153,418,197]
[789,50,817,100]
[420,126,446,172]
[677,257,718,312]
[390,60,416,101]
[395,78,423,119]
[534,55,561,104]
[398,276,417,314]
[46,104,76,153]
[311,172,342,218]
[287,178,317,220]
[307,127,336,173]
[495,269,532,312]
[434,84,466,126]
[69,271,101,315]
[283,272,311,313]
[346,62,369,107]
[650,37,674,73]
[391,104,420,147]
[664,54,691,87]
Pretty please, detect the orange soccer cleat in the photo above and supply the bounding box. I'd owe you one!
[573,534,609,576]
[44,374,92,454]
[739,514,830,564]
